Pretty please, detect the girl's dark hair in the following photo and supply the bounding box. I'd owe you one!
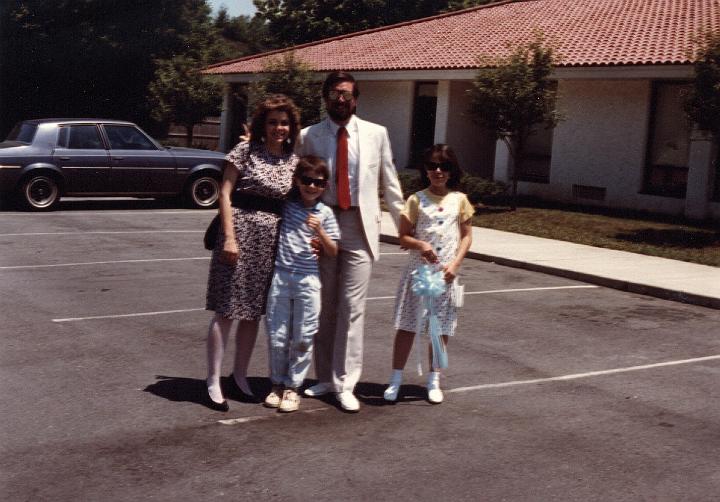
[287,155,330,200]
[419,144,463,190]
[248,94,301,154]
[321,71,359,99]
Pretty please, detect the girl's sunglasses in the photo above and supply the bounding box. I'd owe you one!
[425,161,452,172]
[299,175,328,188]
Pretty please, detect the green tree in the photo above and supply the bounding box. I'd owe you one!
[685,31,720,140]
[467,33,560,210]
[149,57,224,146]
[0,0,223,138]
[253,0,451,47]
[214,7,269,56]
[249,52,322,126]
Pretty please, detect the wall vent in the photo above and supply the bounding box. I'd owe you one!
[572,184,606,201]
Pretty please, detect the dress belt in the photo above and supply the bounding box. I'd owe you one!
[231,192,283,215]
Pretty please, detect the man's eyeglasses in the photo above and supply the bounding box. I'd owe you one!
[328,90,354,102]
[299,175,328,188]
[425,161,452,172]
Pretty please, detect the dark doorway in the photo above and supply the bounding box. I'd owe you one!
[410,82,438,167]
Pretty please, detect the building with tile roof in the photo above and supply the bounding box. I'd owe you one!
[206,0,720,219]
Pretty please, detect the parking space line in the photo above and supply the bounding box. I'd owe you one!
[218,407,329,425]
[449,354,720,393]
[1,257,210,270]
[0,230,204,237]
[52,285,599,322]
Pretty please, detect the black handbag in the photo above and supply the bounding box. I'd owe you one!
[203,214,220,250]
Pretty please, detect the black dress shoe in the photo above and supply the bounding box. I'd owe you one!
[203,386,230,412]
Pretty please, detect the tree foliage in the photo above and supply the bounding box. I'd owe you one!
[685,31,720,140]
[0,0,228,138]
[249,52,322,126]
[467,33,560,209]
[214,7,269,56]
[253,0,452,47]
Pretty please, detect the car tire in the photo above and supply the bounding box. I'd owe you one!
[21,174,60,211]
[186,174,220,209]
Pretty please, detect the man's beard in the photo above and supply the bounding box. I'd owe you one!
[327,103,355,122]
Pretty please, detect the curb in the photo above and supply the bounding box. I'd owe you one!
[379,234,720,311]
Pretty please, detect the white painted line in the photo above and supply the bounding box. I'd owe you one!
[448,354,720,393]
[0,230,204,237]
[0,210,213,217]
[464,285,598,295]
[1,256,210,270]
[53,308,205,323]
[51,285,598,322]
[218,407,329,425]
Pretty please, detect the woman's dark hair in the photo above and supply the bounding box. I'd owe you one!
[321,71,359,99]
[287,155,330,200]
[419,144,463,190]
[248,94,301,154]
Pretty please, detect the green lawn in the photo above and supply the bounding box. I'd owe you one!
[473,205,720,267]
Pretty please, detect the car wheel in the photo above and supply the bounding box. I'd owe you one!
[21,174,60,211]
[186,175,220,209]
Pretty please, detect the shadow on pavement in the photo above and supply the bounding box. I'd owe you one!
[144,375,266,410]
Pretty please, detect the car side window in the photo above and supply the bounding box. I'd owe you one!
[104,125,157,150]
[58,125,105,150]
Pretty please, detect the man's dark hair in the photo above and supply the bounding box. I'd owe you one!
[322,71,359,99]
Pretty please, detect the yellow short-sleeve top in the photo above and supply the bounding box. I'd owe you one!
[401,189,475,226]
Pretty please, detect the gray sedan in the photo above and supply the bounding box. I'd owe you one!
[0,119,226,210]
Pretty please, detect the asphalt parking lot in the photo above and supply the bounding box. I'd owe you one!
[2,199,720,501]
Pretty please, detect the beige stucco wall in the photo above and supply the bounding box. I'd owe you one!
[445,81,496,178]
[521,79,685,214]
[355,81,414,171]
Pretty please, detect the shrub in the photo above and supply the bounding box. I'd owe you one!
[396,171,506,204]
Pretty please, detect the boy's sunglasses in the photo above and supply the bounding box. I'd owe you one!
[299,175,328,188]
[425,161,452,172]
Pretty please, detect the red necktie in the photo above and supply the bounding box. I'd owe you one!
[336,126,351,210]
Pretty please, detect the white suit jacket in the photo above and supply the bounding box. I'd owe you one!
[297,117,404,261]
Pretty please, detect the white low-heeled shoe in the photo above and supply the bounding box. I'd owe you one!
[383,383,400,401]
[427,387,444,404]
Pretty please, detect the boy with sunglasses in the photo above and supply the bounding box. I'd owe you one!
[264,155,340,412]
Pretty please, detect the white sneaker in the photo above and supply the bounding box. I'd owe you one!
[427,387,444,404]
[383,383,400,401]
[264,385,283,408]
[304,382,333,397]
[278,388,300,413]
[336,391,360,412]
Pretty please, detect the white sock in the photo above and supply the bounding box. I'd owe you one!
[427,371,440,389]
[388,369,403,385]
[206,314,231,403]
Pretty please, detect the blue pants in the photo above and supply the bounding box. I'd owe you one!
[265,268,321,389]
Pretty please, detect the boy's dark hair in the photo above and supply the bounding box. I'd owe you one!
[287,155,330,200]
[419,144,464,190]
[321,71,359,99]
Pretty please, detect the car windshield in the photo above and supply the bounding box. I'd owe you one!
[5,122,38,144]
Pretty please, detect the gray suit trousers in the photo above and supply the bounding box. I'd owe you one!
[315,209,373,393]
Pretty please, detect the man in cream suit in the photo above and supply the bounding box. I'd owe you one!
[297,72,404,412]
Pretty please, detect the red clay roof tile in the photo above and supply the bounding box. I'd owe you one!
[204,0,720,74]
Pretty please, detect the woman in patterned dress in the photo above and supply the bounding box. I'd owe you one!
[383,144,474,405]
[204,95,300,411]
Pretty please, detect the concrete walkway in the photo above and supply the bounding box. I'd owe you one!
[380,212,720,310]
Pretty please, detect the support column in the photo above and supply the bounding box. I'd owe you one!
[684,128,715,220]
[493,139,513,183]
[218,84,233,152]
[433,80,450,144]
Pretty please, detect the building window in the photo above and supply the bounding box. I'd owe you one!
[517,81,557,184]
[643,82,692,198]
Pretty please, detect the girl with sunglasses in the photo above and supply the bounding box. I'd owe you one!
[384,144,474,404]
[263,155,340,412]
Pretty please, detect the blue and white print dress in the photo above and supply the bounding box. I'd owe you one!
[393,190,465,337]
